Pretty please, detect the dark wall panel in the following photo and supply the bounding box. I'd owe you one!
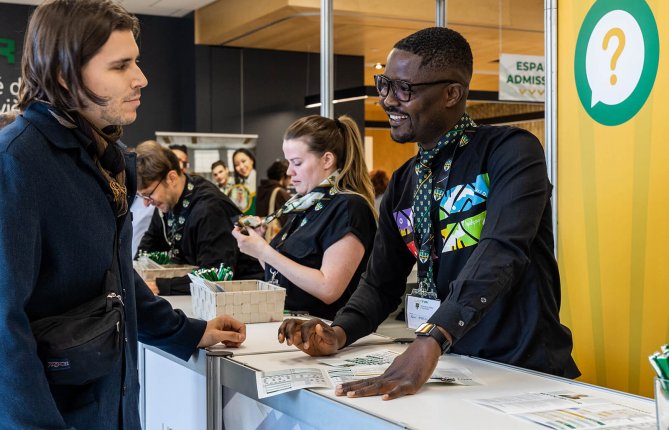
[125,13,195,146]
[210,48,242,133]
[195,46,364,180]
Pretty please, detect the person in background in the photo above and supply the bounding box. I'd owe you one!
[136,141,263,295]
[233,115,377,320]
[278,27,579,400]
[130,140,159,256]
[369,169,389,214]
[0,1,246,428]
[230,147,257,214]
[169,143,189,173]
[211,159,231,193]
[256,159,291,229]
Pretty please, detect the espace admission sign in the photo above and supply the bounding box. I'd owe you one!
[499,53,545,102]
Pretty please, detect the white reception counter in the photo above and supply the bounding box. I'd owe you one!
[138,296,655,430]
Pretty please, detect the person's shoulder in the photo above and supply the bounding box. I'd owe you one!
[392,155,416,181]
[473,124,544,157]
[0,114,33,155]
[395,155,416,174]
[474,124,541,146]
[333,192,375,218]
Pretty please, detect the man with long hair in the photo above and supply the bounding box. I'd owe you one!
[0,1,245,427]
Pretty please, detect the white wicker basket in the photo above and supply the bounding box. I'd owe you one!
[189,275,286,323]
[133,260,197,282]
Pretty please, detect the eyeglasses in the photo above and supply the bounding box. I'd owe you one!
[373,74,461,102]
[137,176,165,203]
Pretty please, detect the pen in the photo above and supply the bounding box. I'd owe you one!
[658,354,669,378]
[649,353,665,379]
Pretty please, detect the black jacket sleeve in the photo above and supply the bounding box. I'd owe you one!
[332,172,415,346]
[135,271,206,360]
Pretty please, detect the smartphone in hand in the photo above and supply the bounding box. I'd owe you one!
[237,216,262,235]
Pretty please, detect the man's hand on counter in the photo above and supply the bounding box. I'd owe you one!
[197,315,246,348]
[335,335,442,400]
[277,318,345,356]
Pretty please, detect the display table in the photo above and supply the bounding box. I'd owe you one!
[139,297,655,430]
[224,345,655,429]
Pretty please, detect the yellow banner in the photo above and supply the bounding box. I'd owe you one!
[558,0,668,396]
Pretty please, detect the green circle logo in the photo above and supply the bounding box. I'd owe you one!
[574,0,659,126]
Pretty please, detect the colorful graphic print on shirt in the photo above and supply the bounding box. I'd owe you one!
[393,173,489,257]
[393,207,418,257]
[439,173,489,253]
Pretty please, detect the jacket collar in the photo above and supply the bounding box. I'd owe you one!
[22,101,138,216]
[21,101,93,151]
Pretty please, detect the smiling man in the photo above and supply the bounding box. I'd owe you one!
[279,27,580,399]
[0,1,247,428]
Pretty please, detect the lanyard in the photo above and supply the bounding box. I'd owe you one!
[414,129,475,296]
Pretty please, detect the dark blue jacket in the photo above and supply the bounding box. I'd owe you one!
[0,101,206,429]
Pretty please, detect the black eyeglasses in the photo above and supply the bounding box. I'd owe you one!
[137,176,165,203]
[374,74,461,102]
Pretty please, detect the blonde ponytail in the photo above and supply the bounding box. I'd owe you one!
[335,116,376,218]
[283,114,377,218]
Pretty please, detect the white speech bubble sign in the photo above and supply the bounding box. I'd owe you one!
[586,10,644,108]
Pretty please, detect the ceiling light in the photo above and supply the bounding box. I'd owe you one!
[374,63,384,69]
[304,86,377,108]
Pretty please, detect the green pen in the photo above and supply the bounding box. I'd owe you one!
[652,355,669,395]
[656,353,669,379]
[650,353,666,378]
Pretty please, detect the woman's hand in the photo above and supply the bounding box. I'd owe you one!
[238,216,267,235]
[232,224,271,260]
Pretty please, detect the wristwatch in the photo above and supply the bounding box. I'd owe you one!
[415,323,451,354]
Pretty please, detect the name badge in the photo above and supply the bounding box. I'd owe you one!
[405,294,441,329]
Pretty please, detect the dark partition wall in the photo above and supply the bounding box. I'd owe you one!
[129,14,196,145]
[195,45,364,178]
[0,3,364,179]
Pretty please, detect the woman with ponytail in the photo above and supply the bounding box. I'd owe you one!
[233,115,377,320]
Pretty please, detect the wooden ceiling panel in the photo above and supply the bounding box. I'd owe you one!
[196,0,544,92]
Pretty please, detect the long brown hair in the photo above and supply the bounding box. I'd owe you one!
[18,0,139,111]
[284,115,376,217]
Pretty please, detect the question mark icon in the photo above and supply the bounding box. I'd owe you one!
[603,28,625,86]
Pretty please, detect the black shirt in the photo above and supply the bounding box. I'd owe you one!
[333,125,580,378]
[138,175,263,294]
[266,193,377,320]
